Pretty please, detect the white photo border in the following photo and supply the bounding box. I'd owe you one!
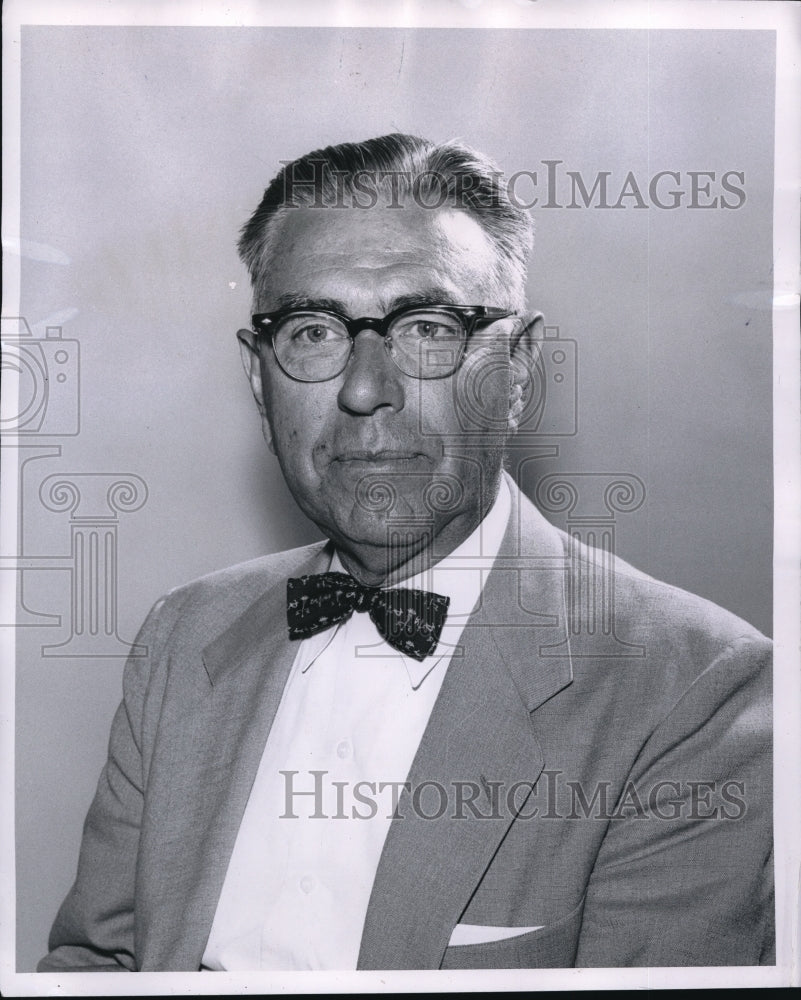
[2,0,799,993]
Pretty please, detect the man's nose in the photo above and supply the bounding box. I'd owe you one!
[337,330,405,415]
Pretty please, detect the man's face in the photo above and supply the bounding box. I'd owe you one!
[239,202,534,582]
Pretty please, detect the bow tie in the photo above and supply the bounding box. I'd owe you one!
[286,571,450,661]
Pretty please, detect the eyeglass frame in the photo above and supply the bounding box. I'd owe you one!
[250,303,516,383]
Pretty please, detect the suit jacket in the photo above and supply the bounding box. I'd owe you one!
[39,483,773,971]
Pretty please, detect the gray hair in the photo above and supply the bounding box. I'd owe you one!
[238,133,534,312]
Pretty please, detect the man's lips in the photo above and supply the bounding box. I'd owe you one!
[334,449,429,463]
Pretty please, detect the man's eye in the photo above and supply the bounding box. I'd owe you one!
[396,316,460,340]
[294,324,341,344]
[414,321,445,339]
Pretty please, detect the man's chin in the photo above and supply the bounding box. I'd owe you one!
[334,503,430,548]
[323,459,465,522]
[304,465,473,574]
[321,500,435,575]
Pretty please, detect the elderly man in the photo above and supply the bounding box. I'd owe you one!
[39,134,773,972]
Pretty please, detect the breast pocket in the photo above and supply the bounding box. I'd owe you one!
[439,895,586,970]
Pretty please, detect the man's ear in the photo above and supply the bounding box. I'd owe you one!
[508,311,544,432]
[236,328,275,454]
[237,328,265,409]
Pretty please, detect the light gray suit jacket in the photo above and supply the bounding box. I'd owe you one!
[39,484,773,970]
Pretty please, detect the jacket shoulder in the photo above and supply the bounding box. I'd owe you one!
[515,481,769,658]
[601,539,767,648]
[149,541,329,641]
[557,526,771,710]
[167,541,327,600]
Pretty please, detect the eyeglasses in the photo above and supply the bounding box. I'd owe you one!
[251,304,515,383]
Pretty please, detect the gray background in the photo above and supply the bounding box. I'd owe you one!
[14,27,774,971]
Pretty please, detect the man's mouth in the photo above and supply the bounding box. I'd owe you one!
[335,449,430,464]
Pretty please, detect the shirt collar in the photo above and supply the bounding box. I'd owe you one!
[297,477,512,689]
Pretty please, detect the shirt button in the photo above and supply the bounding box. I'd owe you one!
[336,740,352,759]
[299,875,316,895]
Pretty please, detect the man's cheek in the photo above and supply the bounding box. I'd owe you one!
[272,411,310,452]
[452,361,511,433]
[270,420,314,482]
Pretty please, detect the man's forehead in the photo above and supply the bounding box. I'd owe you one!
[260,204,497,307]
[275,204,492,262]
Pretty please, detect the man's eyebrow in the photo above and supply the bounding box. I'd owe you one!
[269,288,461,316]
[387,289,460,311]
[271,293,348,313]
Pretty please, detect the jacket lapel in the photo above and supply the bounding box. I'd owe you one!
[358,485,573,969]
[138,544,331,970]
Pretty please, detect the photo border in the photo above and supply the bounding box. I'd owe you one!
[2,0,799,993]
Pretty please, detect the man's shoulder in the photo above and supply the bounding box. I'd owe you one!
[514,483,770,674]
[596,538,768,651]
[557,524,772,707]
[510,492,772,738]
[155,540,329,629]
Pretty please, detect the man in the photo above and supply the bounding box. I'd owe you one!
[39,134,773,971]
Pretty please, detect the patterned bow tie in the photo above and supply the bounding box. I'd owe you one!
[286,571,450,661]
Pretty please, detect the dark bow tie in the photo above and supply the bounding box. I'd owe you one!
[286,571,450,661]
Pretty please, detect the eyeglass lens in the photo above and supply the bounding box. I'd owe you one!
[272,309,466,381]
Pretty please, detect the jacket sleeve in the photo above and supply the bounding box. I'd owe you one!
[37,593,179,972]
[574,634,774,967]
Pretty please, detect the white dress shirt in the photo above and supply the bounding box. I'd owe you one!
[201,478,511,971]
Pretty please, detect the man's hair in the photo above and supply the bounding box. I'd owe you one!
[238,133,534,312]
